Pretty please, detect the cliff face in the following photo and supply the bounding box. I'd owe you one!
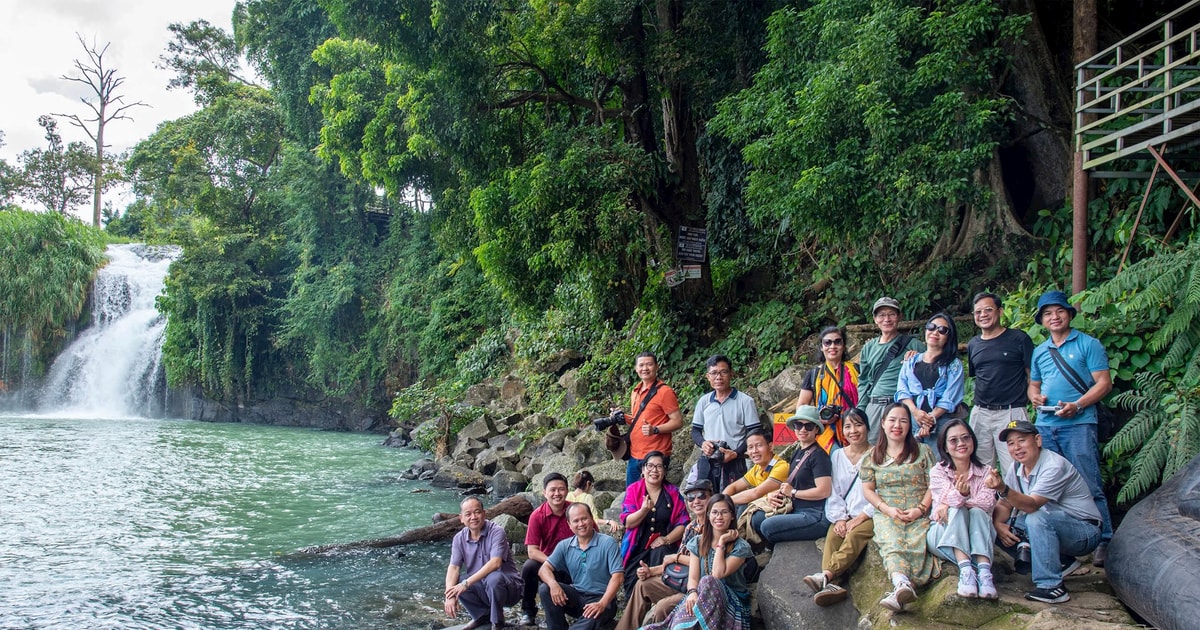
[173,384,388,432]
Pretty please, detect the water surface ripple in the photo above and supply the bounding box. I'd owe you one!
[0,416,463,629]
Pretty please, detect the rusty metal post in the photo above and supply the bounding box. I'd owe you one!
[1072,151,1088,294]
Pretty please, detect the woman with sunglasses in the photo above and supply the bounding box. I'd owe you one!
[795,325,860,450]
[896,313,964,457]
[643,494,754,630]
[862,403,937,612]
[803,407,876,606]
[618,450,689,599]
[615,479,712,630]
[926,419,998,599]
[750,405,832,545]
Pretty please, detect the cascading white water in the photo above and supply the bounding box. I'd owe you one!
[37,244,180,418]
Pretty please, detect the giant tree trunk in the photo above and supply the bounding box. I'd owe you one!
[927,152,1034,265]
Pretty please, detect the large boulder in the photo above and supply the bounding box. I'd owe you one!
[451,436,487,462]
[492,513,528,544]
[562,428,609,467]
[558,368,591,410]
[540,349,585,375]
[588,459,628,492]
[498,376,528,411]
[531,453,581,489]
[462,383,501,407]
[430,463,488,489]
[758,540,859,630]
[756,366,807,411]
[458,415,497,443]
[492,471,531,497]
[475,447,518,476]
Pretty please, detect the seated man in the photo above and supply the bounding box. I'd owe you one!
[985,420,1102,604]
[519,473,574,626]
[722,430,789,509]
[443,497,523,630]
[538,503,624,630]
[615,479,712,630]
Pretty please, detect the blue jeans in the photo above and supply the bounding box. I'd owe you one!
[1015,509,1101,589]
[626,456,671,488]
[752,506,830,543]
[927,507,995,561]
[1038,423,1113,541]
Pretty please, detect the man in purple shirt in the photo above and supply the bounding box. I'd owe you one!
[444,497,523,630]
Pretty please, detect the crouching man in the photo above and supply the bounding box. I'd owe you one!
[539,503,624,630]
[444,497,523,630]
[985,420,1101,604]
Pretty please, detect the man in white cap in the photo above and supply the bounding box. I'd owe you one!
[856,297,923,443]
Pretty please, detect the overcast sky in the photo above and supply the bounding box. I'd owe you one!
[1,0,239,215]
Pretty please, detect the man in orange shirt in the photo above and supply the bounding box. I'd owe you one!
[622,352,684,486]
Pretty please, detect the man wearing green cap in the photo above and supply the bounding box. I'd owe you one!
[857,297,924,443]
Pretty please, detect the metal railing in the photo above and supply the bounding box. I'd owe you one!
[1076,0,1200,172]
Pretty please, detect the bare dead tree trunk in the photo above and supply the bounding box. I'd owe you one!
[55,34,147,226]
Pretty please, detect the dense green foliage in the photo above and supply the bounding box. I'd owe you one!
[82,0,1196,504]
[0,208,107,384]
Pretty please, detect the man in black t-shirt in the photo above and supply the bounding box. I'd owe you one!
[967,292,1034,474]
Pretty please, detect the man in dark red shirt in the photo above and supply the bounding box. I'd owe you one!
[518,473,573,627]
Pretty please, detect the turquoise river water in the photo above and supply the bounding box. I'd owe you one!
[0,415,465,629]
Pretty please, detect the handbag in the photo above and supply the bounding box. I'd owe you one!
[661,561,689,592]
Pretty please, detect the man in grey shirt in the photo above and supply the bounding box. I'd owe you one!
[986,420,1101,605]
[691,354,762,490]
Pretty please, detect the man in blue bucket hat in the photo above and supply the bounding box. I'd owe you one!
[1027,289,1113,567]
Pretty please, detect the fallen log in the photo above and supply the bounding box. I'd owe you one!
[299,495,534,554]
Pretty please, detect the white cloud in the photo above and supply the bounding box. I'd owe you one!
[1,0,239,217]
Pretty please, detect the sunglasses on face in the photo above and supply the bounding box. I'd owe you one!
[795,422,819,432]
[686,493,710,502]
[925,323,950,335]
[821,338,844,347]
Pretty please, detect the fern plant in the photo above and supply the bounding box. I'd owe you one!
[1105,372,1200,504]
[1085,239,1200,504]
[1083,239,1200,387]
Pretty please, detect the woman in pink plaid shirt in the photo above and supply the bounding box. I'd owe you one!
[926,418,998,599]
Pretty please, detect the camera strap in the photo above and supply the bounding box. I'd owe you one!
[784,443,819,489]
[862,335,912,395]
[1046,347,1091,397]
[628,382,662,435]
[821,363,848,408]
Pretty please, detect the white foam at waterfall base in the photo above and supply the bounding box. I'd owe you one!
[38,244,180,419]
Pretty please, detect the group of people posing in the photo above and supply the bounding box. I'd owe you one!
[443,289,1113,629]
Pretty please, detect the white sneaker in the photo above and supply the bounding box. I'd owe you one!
[977,570,998,600]
[957,566,978,598]
[879,590,903,612]
[803,571,827,593]
[895,582,917,606]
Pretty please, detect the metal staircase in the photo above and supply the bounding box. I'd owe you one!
[1076,0,1200,177]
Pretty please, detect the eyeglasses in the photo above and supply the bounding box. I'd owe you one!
[686,493,710,502]
[822,338,844,347]
[946,436,973,445]
[973,306,997,317]
[707,369,731,377]
[925,323,951,335]
[643,463,664,471]
[709,510,733,517]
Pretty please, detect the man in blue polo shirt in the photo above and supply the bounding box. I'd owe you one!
[691,354,762,490]
[538,502,624,630]
[1027,290,1113,566]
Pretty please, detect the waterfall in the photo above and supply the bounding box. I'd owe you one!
[37,244,181,418]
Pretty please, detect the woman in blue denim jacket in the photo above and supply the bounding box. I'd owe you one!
[896,313,964,458]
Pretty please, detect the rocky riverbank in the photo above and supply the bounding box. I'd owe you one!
[385,368,1142,630]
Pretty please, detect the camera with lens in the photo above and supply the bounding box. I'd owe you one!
[708,441,731,464]
[593,409,626,432]
[818,404,843,424]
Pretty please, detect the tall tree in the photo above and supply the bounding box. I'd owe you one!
[55,34,147,226]
[16,116,97,215]
[308,0,781,328]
